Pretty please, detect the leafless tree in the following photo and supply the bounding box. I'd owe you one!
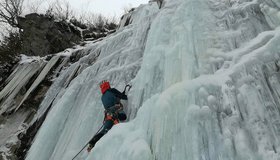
[0,0,24,28]
[82,13,109,29]
[47,0,74,20]
[27,0,44,13]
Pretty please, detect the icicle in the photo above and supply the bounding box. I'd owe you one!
[0,60,46,114]
[14,55,61,112]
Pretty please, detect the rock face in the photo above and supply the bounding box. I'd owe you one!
[17,13,81,56]
[0,62,17,90]
[0,55,67,160]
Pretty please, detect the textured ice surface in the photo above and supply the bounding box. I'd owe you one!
[25,2,159,160]
[0,54,62,114]
[0,59,46,114]
[25,0,280,160]
[15,55,60,112]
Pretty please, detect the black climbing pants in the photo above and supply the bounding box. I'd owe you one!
[88,119,114,147]
[88,111,127,148]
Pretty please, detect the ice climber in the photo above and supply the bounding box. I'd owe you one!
[87,80,129,152]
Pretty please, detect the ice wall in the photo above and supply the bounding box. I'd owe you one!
[0,55,61,114]
[0,54,65,159]
[26,0,280,160]
[90,0,280,160]
[25,2,159,160]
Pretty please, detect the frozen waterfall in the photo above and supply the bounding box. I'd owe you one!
[25,0,280,160]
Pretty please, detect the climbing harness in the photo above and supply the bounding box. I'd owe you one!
[104,113,119,125]
[71,84,132,160]
[104,104,122,125]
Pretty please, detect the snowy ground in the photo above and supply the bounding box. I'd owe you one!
[20,0,280,160]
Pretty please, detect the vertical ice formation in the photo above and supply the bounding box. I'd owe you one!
[261,0,280,29]
[14,55,61,112]
[0,55,62,114]
[25,2,159,160]
[25,0,280,160]
[0,59,45,114]
[90,0,280,160]
[0,55,62,159]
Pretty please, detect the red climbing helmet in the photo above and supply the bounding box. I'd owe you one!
[100,80,110,94]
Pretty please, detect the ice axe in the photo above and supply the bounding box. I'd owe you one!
[122,84,132,94]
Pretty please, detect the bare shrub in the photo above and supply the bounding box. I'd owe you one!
[46,0,74,21]
[0,0,24,27]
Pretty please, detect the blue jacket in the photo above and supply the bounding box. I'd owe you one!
[101,88,128,110]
